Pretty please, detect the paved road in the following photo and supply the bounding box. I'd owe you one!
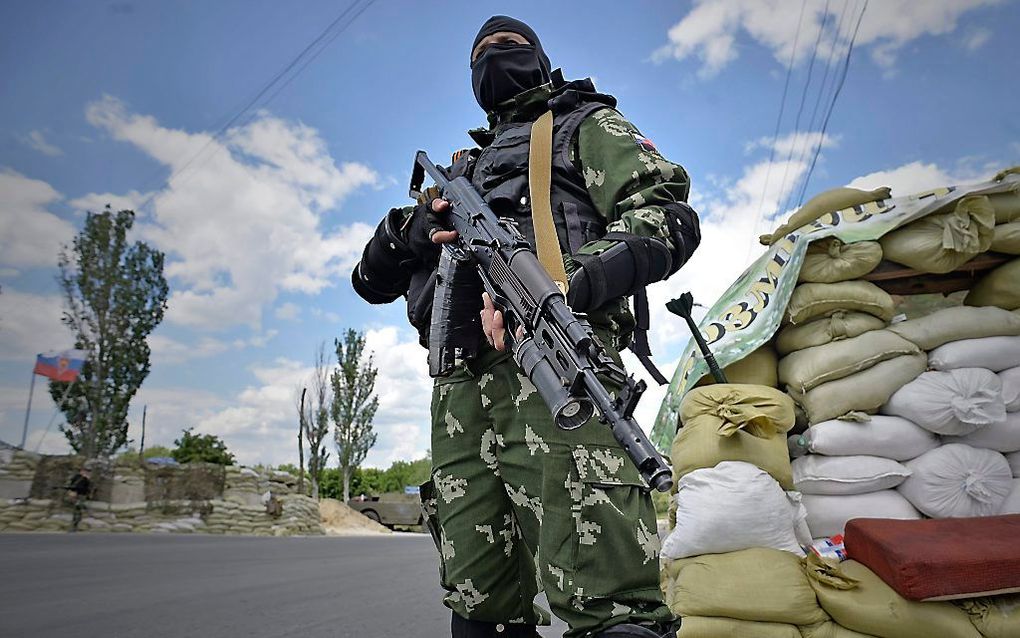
[0,533,569,637]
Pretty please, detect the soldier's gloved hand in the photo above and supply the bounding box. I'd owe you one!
[406,199,458,266]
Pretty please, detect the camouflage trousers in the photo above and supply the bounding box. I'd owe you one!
[420,346,673,637]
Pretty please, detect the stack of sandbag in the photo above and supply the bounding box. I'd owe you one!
[662,385,829,635]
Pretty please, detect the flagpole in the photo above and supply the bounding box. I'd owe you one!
[20,366,37,449]
[34,379,78,453]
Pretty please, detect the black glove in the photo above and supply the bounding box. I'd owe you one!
[567,233,673,312]
[405,200,450,267]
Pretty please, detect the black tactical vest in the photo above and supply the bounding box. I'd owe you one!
[406,80,618,346]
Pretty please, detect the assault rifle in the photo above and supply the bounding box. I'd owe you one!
[410,151,673,492]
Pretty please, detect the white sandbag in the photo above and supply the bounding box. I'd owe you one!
[1001,366,1020,412]
[662,461,804,559]
[794,415,939,461]
[1009,451,1020,477]
[944,412,1020,453]
[886,305,1020,351]
[1001,479,1020,514]
[881,368,1006,436]
[928,335,1020,372]
[793,454,911,495]
[897,444,1013,518]
[802,490,920,538]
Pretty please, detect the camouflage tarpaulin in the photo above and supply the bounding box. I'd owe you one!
[651,172,1020,452]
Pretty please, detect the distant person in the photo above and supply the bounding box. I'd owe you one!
[351,14,698,638]
[65,466,91,533]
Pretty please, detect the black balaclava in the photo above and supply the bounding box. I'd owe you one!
[470,15,552,112]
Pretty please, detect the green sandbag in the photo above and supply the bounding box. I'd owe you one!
[887,305,1020,350]
[673,384,795,488]
[776,312,886,356]
[677,616,801,638]
[798,239,883,284]
[966,258,1020,310]
[760,186,892,246]
[880,195,995,273]
[800,621,878,638]
[789,352,927,425]
[667,548,829,626]
[785,281,895,325]
[991,222,1020,254]
[988,181,1020,223]
[955,595,1020,638]
[778,330,919,394]
[695,344,778,388]
[805,558,982,638]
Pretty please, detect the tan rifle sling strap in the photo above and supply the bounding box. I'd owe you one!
[529,110,569,294]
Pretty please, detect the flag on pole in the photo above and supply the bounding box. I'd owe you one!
[33,349,88,382]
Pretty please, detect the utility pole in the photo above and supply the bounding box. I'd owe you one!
[139,405,147,462]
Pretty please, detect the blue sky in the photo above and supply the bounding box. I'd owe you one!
[1,0,1018,468]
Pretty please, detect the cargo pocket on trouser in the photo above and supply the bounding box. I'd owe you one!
[569,444,662,598]
[419,478,447,584]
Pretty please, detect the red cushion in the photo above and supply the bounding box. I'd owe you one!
[844,515,1020,601]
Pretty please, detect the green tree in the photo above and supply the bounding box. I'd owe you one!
[117,444,174,464]
[300,343,332,499]
[171,428,235,465]
[49,207,168,457]
[331,329,378,502]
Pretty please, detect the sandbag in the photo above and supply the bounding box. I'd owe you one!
[991,221,1020,254]
[988,181,1020,223]
[778,330,919,394]
[1001,480,1020,514]
[792,416,938,461]
[675,616,801,638]
[881,368,1006,436]
[898,444,1013,518]
[802,490,920,538]
[793,455,910,496]
[956,594,1020,638]
[886,305,1020,351]
[879,195,995,273]
[928,336,1020,372]
[662,462,804,559]
[760,186,891,246]
[792,353,927,425]
[776,312,886,356]
[694,343,778,388]
[1009,451,1020,478]
[798,239,883,284]
[665,547,828,626]
[799,622,878,638]
[805,557,983,638]
[966,258,1020,311]
[785,281,895,325]
[1001,367,1020,412]
[674,384,795,487]
[945,412,1020,453]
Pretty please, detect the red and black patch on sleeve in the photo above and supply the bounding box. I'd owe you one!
[632,132,657,153]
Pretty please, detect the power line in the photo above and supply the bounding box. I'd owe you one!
[797,0,868,205]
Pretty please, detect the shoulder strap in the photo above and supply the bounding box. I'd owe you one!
[529,110,568,294]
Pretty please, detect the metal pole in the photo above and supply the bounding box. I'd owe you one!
[20,367,37,449]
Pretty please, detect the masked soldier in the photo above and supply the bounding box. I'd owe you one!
[352,15,699,638]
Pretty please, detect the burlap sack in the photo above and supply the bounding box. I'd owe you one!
[805,557,982,638]
[778,330,919,393]
[879,195,995,273]
[989,181,1020,223]
[795,416,938,461]
[666,547,829,626]
[887,305,1020,350]
[676,616,802,638]
[673,384,795,488]
[791,353,927,425]
[798,239,883,284]
[793,455,911,496]
[955,594,1020,638]
[966,258,1020,310]
[881,368,1006,435]
[785,282,895,325]
[991,222,1020,254]
[799,622,878,638]
[694,344,778,388]
[776,312,886,356]
[898,444,1013,518]
[802,490,920,538]
[760,186,891,246]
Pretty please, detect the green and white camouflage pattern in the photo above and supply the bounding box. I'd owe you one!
[651,172,1020,451]
[422,338,673,636]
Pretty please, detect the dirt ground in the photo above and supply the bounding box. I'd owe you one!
[319,498,391,535]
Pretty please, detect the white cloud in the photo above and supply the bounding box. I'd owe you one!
[274,302,301,321]
[81,95,378,331]
[68,190,151,216]
[0,170,75,270]
[845,161,957,195]
[21,130,64,157]
[0,288,72,361]
[148,333,231,365]
[962,26,992,51]
[655,0,1000,77]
